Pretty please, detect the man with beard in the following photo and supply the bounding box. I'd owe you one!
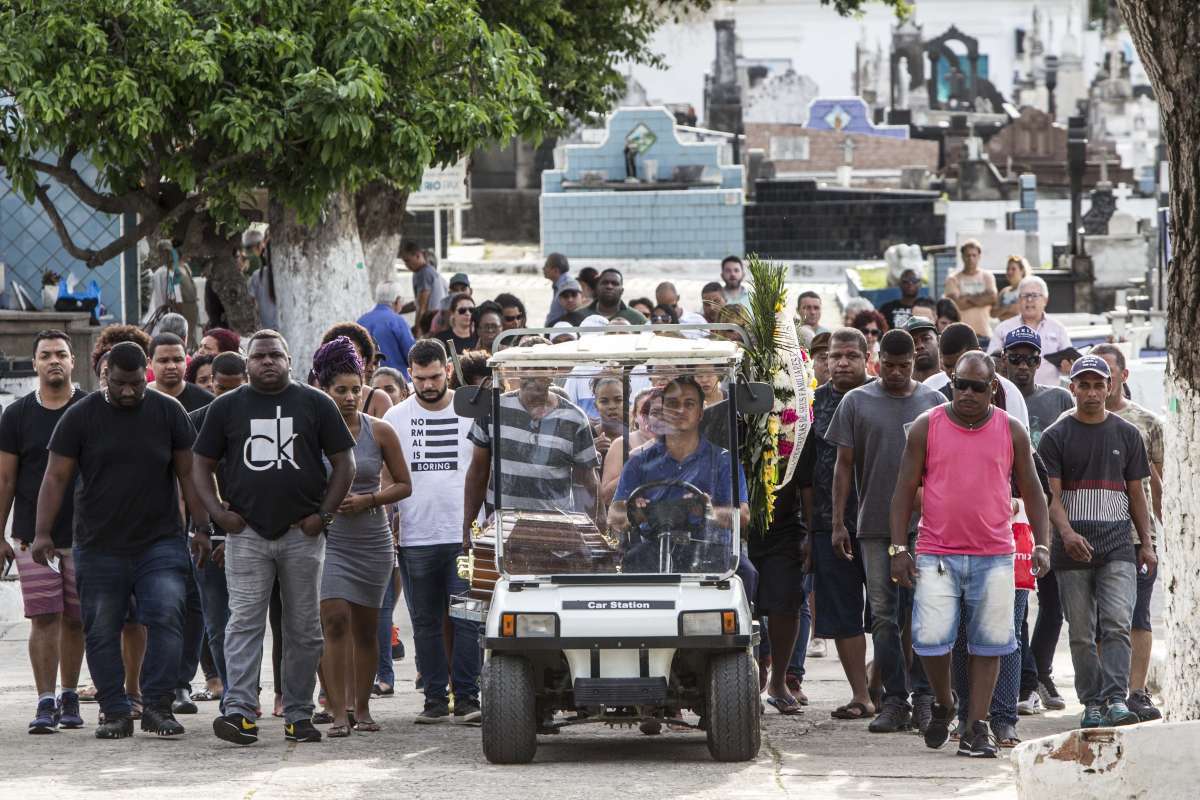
[33,342,210,739]
[903,316,941,383]
[382,340,482,724]
[1,330,88,733]
[147,332,213,412]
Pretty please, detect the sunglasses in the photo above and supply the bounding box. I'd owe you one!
[503,314,524,323]
[862,328,882,337]
[455,306,474,315]
[953,377,992,394]
[1005,353,1041,367]
[651,315,672,323]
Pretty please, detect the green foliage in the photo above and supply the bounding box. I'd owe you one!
[0,0,552,259]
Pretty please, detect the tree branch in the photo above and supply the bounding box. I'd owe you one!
[32,184,98,263]
[26,157,143,215]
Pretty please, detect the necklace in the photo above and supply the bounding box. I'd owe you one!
[950,406,992,430]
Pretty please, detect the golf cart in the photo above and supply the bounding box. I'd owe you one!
[451,325,770,764]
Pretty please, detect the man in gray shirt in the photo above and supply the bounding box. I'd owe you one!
[827,329,944,734]
[1002,326,1074,448]
[400,241,447,335]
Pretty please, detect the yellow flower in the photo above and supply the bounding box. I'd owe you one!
[767,417,780,436]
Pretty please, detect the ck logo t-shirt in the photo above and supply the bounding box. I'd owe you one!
[194,383,355,539]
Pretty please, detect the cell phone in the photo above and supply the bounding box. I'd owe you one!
[46,554,61,574]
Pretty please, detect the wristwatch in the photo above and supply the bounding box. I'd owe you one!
[887,544,909,557]
[319,512,335,531]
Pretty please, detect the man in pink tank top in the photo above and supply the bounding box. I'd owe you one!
[889,352,1050,758]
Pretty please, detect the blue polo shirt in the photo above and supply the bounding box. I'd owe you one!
[614,438,747,507]
[358,303,416,379]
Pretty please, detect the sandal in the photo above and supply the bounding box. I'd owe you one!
[991,720,1021,748]
[311,711,335,725]
[78,686,98,703]
[129,695,143,720]
[327,724,352,738]
[353,720,381,732]
[191,688,219,702]
[765,695,803,715]
[831,701,873,720]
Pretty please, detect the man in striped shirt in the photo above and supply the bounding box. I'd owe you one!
[1037,355,1154,730]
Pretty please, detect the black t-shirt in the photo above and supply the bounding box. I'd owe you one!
[193,382,355,540]
[48,390,195,554]
[878,298,915,330]
[434,329,477,354]
[0,389,86,547]
[167,383,214,413]
[797,381,861,535]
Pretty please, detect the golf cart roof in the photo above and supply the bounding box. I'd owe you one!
[489,330,742,368]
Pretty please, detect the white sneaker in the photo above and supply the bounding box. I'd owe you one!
[1016,691,1043,716]
[806,638,827,658]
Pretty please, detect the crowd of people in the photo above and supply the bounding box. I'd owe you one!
[0,240,1165,758]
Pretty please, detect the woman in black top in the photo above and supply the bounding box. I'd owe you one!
[434,292,477,354]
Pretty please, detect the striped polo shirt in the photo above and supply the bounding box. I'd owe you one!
[468,390,598,511]
[1037,413,1151,570]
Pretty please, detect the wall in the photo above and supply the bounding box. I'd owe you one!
[463,189,541,244]
[745,123,939,173]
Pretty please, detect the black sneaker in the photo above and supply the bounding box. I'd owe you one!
[1127,690,1162,722]
[912,694,934,735]
[172,688,198,715]
[453,700,482,725]
[141,706,185,737]
[392,639,405,660]
[957,720,998,758]
[29,698,59,734]
[414,702,450,724]
[58,691,84,729]
[924,697,957,749]
[213,713,259,745]
[284,719,322,742]
[868,697,912,733]
[95,715,134,740]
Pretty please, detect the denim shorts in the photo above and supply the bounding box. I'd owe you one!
[912,553,1016,657]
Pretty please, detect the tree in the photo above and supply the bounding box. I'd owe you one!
[1117,0,1200,721]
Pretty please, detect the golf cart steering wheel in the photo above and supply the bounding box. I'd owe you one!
[625,479,712,539]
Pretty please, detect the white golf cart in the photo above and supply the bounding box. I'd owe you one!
[450,325,771,764]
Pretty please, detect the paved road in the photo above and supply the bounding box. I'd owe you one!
[0,599,1089,800]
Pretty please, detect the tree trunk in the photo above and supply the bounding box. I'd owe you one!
[269,191,371,379]
[178,209,259,334]
[1118,0,1200,721]
[355,181,408,293]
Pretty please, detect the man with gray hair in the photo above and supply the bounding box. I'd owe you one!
[154,312,189,345]
[543,252,572,326]
[358,282,416,380]
[987,275,1072,386]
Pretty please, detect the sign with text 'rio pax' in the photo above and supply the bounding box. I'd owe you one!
[408,160,470,210]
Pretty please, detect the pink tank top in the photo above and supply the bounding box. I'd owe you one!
[917,406,1014,556]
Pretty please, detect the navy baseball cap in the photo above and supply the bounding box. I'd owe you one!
[1003,325,1042,352]
[1070,355,1111,380]
[902,316,937,334]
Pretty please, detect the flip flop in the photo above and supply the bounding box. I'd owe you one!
[327,724,352,738]
[831,701,873,720]
[78,686,98,703]
[353,720,381,732]
[765,695,803,715]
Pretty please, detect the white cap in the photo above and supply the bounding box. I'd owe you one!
[551,320,578,341]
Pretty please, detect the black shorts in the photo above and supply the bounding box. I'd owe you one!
[750,549,806,615]
[1132,565,1156,632]
[811,530,869,639]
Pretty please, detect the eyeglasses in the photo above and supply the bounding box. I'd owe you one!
[862,328,882,337]
[953,377,992,394]
[1019,293,1045,301]
[455,306,474,315]
[1005,353,1041,367]
[900,277,920,285]
[651,315,672,323]
[503,314,524,323]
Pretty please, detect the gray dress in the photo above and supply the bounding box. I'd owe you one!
[321,414,395,606]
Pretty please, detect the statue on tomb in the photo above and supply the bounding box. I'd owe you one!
[947,66,971,109]
[624,141,638,182]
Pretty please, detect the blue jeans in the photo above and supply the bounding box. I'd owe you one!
[1057,561,1137,706]
[376,569,396,688]
[74,537,189,717]
[399,543,480,705]
[912,553,1017,658]
[861,537,930,704]
[195,553,230,706]
[177,556,205,691]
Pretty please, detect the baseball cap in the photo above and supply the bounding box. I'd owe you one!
[448,272,470,288]
[809,331,832,353]
[902,316,937,335]
[557,278,582,297]
[1003,325,1042,352]
[550,320,578,341]
[1069,355,1111,380]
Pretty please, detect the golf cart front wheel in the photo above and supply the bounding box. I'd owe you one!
[705,650,761,762]
[481,654,538,764]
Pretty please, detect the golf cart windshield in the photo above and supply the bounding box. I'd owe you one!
[479,333,746,580]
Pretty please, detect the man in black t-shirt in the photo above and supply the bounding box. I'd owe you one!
[0,330,87,733]
[148,332,214,412]
[193,330,355,746]
[878,269,923,330]
[33,342,210,740]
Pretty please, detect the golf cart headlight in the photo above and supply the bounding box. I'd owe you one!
[515,613,557,638]
[681,611,737,636]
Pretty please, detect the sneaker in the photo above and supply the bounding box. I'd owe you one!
[453,700,482,725]
[94,715,133,739]
[923,697,957,749]
[58,691,84,729]
[1017,690,1044,716]
[1103,699,1140,727]
[1038,678,1067,710]
[213,713,259,745]
[414,702,450,724]
[284,719,323,742]
[28,698,59,734]
[171,688,198,715]
[392,639,405,660]
[806,638,827,658]
[1127,690,1162,722]
[957,720,998,758]
[141,706,185,736]
[912,694,934,734]
[1080,704,1105,729]
[868,698,912,733]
